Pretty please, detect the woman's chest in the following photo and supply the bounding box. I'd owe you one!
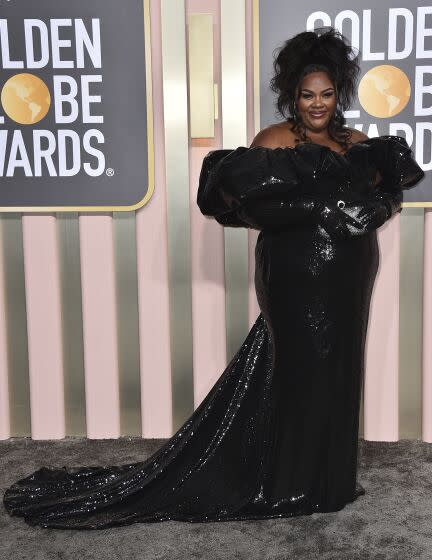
[295,156,381,199]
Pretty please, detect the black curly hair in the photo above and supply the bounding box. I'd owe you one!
[269,26,361,150]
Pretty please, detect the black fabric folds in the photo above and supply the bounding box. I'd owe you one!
[362,135,425,191]
[197,134,424,237]
[3,135,425,530]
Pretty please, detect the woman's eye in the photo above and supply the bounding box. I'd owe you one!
[301,92,333,100]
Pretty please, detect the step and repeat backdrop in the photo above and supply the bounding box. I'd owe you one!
[0,0,152,210]
[259,0,431,204]
[0,0,429,441]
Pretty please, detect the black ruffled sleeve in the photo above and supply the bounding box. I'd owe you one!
[366,135,425,192]
[197,147,318,231]
[197,149,248,227]
[196,137,426,235]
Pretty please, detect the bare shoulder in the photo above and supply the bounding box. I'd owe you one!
[249,123,296,149]
[250,124,369,148]
[348,128,369,143]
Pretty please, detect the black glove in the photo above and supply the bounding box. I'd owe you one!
[233,195,364,236]
[312,199,365,239]
[356,189,403,232]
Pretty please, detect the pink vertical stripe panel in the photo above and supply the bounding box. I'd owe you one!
[22,215,65,439]
[135,0,173,438]
[79,215,120,439]
[191,147,228,409]
[0,221,10,439]
[423,209,432,442]
[189,0,229,409]
[364,217,400,441]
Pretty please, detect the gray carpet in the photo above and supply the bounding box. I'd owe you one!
[0,437,431,560]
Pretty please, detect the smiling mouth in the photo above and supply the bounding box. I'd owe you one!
[310,112,326,118]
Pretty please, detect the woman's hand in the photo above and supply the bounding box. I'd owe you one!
[314,201,364,239]
[315,188,402,239]
[356,189,402,231]
[356,201,389,230]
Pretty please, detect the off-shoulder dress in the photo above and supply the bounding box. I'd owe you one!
[3,135,425,529]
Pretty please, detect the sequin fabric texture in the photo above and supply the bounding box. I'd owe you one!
[3,135,424,529]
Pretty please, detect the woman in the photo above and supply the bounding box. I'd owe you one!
[3,27,424,529]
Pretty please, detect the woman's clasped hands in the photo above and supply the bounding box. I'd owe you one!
[314,191,402,239]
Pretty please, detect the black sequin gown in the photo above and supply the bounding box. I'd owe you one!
[3,135,424,529]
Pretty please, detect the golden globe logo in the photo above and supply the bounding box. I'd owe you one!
[359,65,411,118]
[1,74,51,124]
[0,18,105,178]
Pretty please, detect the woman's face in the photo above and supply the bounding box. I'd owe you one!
[295,71,337,132]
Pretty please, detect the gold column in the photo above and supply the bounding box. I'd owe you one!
[221,0,250,361]
[161,0,194,430]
